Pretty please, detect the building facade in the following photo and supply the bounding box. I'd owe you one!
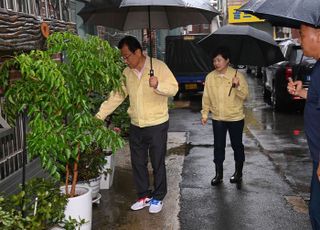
[0,0,77,194]
[227,0,292,39]
[0,0,77,54]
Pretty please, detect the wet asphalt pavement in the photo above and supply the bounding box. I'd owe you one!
[93,73,312,230]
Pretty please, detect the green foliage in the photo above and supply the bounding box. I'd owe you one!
[110,98,130,138]
[0,178,67,230]
[0,196,25,229]
[63,216,86,230]
[89,91,130,139]
[0,32,126,184]
[77,143,108,181]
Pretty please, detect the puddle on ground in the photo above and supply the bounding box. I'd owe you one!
[167,144,187,156]
[285,195,308,214]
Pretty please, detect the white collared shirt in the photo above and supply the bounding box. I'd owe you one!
[133,59,147,80]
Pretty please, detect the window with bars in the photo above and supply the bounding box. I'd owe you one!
[16,0,27,13]
[0,0,74,22]
[30,0,40,15]
[61,0,69,21]
[0,115,25,181]
[1,0,36,14]
[48,0,60,19]
[6,0,14,10]
[69,0,75,23]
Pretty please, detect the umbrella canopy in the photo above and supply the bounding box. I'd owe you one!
[78,0,219,76]
[198,25,284,67]
[78,0,219,31]
[238,0,320,29]
[118,0,219,30]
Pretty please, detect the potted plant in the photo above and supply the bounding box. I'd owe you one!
[0,178,85,230]
[0,32,125,229]
[77,143,107,201]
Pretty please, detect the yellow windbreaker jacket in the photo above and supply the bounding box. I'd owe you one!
[96,57,178,128]
[201,66,249,122]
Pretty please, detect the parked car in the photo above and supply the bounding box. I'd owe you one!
[262,39,316,111]
[247,39,289,79]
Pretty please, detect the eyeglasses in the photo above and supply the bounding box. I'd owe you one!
[122,53,133,61]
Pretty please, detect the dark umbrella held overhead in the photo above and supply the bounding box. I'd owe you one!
[118,0,218,30]
[119,0,219,76]
[78,0,219,76]
[79,0,219,30]
[238,0,320,29]
[198,24,284,95]
[198,25,284,67]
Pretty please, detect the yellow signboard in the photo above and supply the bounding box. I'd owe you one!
[228,5,265,23]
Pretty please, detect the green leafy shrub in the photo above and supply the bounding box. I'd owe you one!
[0,32,126,197]
[77,143,108,181]
[0,178,67,230]
[110,98,130,138]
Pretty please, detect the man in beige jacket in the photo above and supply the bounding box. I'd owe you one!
[96,36,178,214]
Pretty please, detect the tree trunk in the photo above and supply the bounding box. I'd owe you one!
[70,152,80,197]
[65,163,69,195]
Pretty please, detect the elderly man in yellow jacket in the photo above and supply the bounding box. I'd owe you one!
[201,47,249,188]
[96,36,178,214]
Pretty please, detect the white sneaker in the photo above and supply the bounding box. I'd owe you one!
[130,197,151,211]
[149,199,163,214]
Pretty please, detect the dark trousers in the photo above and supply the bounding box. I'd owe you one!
[212,119,245,165]
[310,161,320,230]
[129,121,169,200]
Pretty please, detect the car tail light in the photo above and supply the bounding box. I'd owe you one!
[285,66,293,81]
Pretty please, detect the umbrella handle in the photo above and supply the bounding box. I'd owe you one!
[147,6,154,78]
[228,69,238,96]
[228,85,233,96]
[150,69,154,77]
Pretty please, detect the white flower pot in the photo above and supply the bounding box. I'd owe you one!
[100,153,115,190]
[79,176,101,199]
[62,185,92,230]
[88,176,101,199]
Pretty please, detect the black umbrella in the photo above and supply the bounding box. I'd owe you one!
[198,25,284,67]
[238,0,320,29]
[79,0,218,30]
[198,25,284,95]
[78,0,219,76]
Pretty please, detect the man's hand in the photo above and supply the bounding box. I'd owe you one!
[149,76,158,89]
[113,127,121,134]
[287,80,308,99]
[287,80,302,96]
[317,162,320,182]
[201,118,207,125]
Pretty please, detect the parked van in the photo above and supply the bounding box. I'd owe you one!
[165,34,212,99]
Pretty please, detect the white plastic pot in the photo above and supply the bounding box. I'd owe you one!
[100,153,115,190]
[62,185,92,230]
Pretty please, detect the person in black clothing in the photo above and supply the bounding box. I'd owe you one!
[287,24,320,230]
